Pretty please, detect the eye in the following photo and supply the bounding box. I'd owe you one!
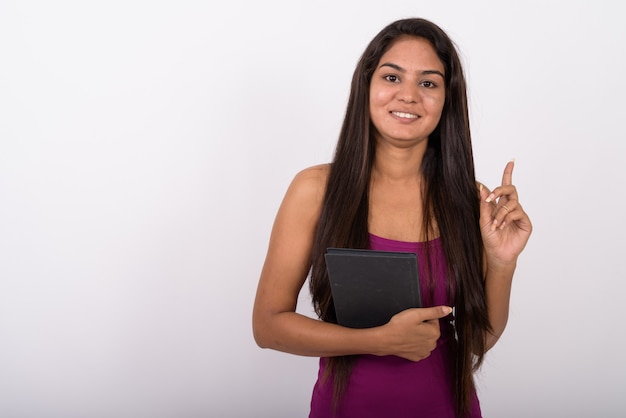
[419,80,437,88]
[383,74,400,83]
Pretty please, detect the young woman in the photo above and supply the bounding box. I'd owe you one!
[253,17,532,418]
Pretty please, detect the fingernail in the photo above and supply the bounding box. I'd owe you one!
[479,183,483,192]
[485,193,495,203]
[491,219,498,231]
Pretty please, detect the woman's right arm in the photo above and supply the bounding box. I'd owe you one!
[252,165,450,361]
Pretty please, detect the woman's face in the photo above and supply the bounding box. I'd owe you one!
[369,36,445,147]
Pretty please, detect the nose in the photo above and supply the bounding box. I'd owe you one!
[398,84,419,103]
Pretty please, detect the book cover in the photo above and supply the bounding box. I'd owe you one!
[324,248,421,328]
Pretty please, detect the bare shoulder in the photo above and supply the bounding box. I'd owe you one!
[285,164,330,207]
[268,164,330,244]
[293,163,330,187]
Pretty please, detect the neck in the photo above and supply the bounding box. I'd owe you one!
[371,138,427,183]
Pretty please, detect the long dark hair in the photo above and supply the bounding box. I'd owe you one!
[309,18,490,416]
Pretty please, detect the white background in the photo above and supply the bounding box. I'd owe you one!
[1,1,625,417]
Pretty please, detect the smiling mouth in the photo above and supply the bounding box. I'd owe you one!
[391,111,419,119]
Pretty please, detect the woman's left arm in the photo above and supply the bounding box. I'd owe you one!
[478,160,533,351]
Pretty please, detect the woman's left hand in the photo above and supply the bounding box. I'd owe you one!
[478,160,532,265]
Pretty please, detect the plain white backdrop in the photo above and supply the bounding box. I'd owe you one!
[1,1,625,417]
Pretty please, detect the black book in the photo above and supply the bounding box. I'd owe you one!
[324,248,421,329]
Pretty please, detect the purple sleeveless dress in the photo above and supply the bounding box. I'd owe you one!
[309,234,482,418]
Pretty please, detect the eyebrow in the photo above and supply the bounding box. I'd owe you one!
[379,62,445,78]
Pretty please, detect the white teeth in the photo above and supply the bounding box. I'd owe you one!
[392,111,418,119]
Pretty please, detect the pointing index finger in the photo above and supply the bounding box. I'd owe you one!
[501,159,515,186]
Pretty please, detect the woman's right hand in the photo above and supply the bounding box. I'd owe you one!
[380,306,452,361]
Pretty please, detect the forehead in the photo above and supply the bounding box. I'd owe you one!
[378,36,444,72]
